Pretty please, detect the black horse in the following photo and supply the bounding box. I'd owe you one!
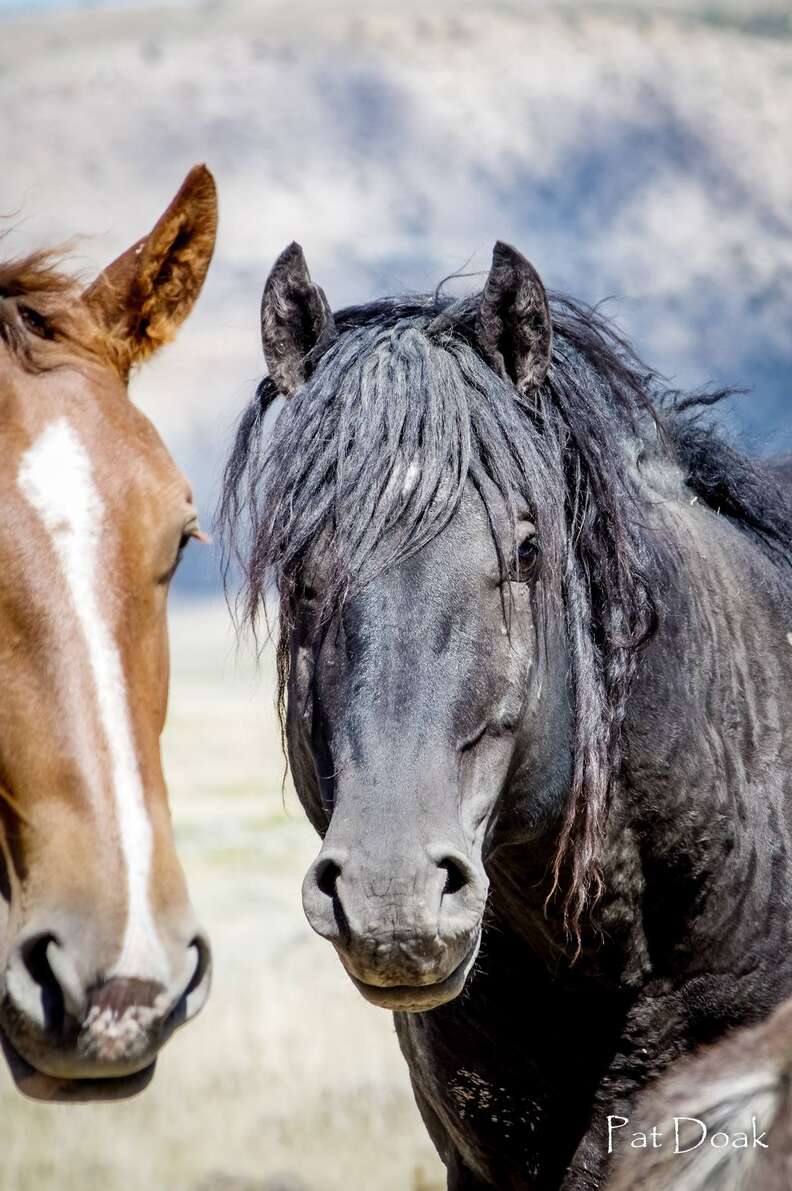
[220,240,792,1190]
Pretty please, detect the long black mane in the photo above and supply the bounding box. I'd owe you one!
[219,288,792,936]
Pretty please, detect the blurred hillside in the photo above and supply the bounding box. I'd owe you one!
[1,0,791,592]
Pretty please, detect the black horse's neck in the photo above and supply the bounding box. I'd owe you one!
[483,459,792,983]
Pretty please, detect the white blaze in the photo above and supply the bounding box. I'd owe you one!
[17,418,167,980]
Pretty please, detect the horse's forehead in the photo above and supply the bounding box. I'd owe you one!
[400,460,421,498]
[0,364,190,581]
[381,457,499,523]
[380,454,439,501]
[2,359,174,478]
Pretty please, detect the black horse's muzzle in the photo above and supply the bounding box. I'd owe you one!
[302,840,488,1011]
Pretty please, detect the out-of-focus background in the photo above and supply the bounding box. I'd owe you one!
[1,0,790,1187]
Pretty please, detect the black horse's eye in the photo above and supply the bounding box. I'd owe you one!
[18,305,51,339]
[510,529,539,582]
[292,576,320,648]
[296,577,317,604]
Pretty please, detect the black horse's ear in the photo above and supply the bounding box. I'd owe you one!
[260,242,336,397]
[476,242,552,393]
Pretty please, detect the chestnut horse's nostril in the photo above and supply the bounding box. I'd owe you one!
[6,931,89,1034]
[21,935,66,1030]
[185,934,211,998]
[6,917,212,1036]
[180,931,212,1024]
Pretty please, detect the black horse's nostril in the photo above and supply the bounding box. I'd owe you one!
[302,850,351,944]
[426,844,480,901]
[439,857,470,897]
[315,857,342,898]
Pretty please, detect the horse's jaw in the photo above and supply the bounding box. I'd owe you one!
[339,929,483,1013]
[0,1028,156,1102]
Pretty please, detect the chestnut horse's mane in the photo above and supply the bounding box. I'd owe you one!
[0,246,78,299]
[0,242,91,371]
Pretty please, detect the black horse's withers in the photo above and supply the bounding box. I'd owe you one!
[221,240,792,1191]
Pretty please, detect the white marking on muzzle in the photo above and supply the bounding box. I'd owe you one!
[17,419,168,982]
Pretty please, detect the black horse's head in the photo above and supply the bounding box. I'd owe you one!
[222,242,657,1010]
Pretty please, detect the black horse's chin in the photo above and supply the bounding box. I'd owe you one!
[344,933,482,1013]
[0,1030,156,1103]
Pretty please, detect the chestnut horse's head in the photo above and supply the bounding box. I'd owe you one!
[0,166,217,1099]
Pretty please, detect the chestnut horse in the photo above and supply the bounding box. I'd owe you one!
[0,165,217,1100]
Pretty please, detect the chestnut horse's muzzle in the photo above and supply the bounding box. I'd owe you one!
[0,919,211,1099]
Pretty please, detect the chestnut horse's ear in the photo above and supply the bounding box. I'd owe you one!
[83,164,218,378]
[260,242,336,398]
[476,242,552,394]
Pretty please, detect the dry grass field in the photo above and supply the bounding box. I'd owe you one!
[0,601,444,1191]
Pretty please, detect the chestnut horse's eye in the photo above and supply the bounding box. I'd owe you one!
[18,305,51,339]
[158,531,194,585]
